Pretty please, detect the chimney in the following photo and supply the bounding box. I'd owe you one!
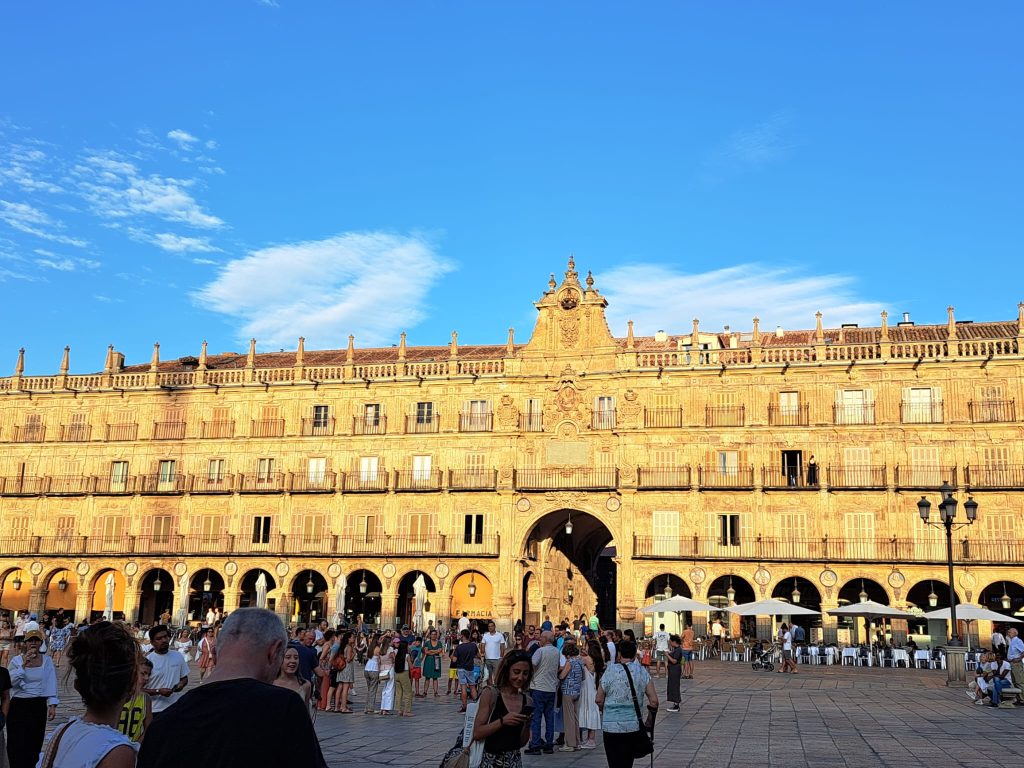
[775,325,784,339]
[654,330,668,343]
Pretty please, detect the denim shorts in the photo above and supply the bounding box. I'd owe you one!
[457,668,476,685]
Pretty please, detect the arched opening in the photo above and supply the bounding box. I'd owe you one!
[771,577,822,640]
[979,580,1024,619]
[239,569,276,611]
[396,571,437,630]
[344,570,382,627]
[0,568,30,615]
[91,569,126,622]
[291,570,328,626]
[451,571,492,626]
[521,571,539,629]
[706,575,755,638]
[43,569,76,617]
[188,569,225,623]
[524,509,616,628]
[642,574,692,635]
[139,568,174,625]
[836,578,890,645]
[906,579,962,645]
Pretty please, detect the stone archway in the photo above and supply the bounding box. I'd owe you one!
[522,509,616,628]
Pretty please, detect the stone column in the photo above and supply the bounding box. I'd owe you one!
[820,601,839,645]
[380,591,398,629]
[75,589,95,622]
[28,587,48,616]
[222,589,242,614]
[890,618,908,646]
[691,611,709,639]
[122,588,141,623]
[755,616,773,641]
[493,593,515,635]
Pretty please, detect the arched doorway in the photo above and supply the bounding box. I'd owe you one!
[771,576,822,640]
[396,571,437,630]
[292,570,328,626]
[836,578,890,645]
[524,509,616,628]
[980,580,1024,619]
[451,571,492,627]
[0,568,30,616]
[521,571,538,628]
[643,575,692,635]
[906,579,962,645]
[706,575,755,637]
[91,569,126,622]
[239,569,276,611]
[188,570,225,623]
[139,568,174,625]
[344,570,382,627]
[43,569,76,619]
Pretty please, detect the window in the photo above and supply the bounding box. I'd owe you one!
[464,514,484,545]
[408,513,431,546]
[717,514,740,546]
[412,455,432,482]
[653,449,676,468]
[102,516,124,540]
[466,453,486,471]
[298,515,324,549]
[593,396,615,429]
[717,450,739,475]
[308,457,327,483]
[355,514,379,543]
[56,516,76,540]
[256,457,276,482]
[416,402,434,423]
[312,405,330,428]
[208,459,226,483]
[359,456,379,482]
[199,515,223,542]
[463,400,491,431]
[523,398,543,431]
[151,515,173,545]
[251,515,272,545]
[904,387,940,423]
[843,512,875,558]
[110,461,129,492]
[909,446,940,485]
[652,510,680,556]
[983,446,1009,468]
[984,513,1015,542]
[364,403,381,426]
[779,391,799,414]
[157,460,177,490]
[212,406,230,422]
[779,512,807,541]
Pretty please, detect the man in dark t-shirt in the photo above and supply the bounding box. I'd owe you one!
[452,629,479,712]
[138,609,326,768]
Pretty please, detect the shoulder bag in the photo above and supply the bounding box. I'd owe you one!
[439,686,499,768]
[621,663,654,760]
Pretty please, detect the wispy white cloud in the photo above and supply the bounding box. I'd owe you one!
[0,145,63,193]
[34,255,100,272]
[167,129,199,147]
[0,200,88,247]
[192,257,218,265]
[599,262,884,335]
[705,112,792,179]
[195,232,454,348]
[74,152,224,229]
[150,232,221,253]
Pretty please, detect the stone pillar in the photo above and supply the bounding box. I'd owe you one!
[890,618,908,646]
[755,616,773,641]
[122,589,141,623]
[76,589,95,622]
[692,611,709,640]
[222,589,242,614]
[380,591,398,629]
[493,593,515,635]
[28,587,48,615]
[820,602,839,645]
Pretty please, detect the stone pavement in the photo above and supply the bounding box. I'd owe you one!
[44,659,1024,767]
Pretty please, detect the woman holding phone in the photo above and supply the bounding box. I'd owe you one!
[471,650,535,768]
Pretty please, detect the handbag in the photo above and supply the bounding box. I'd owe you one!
[379,668,392,679]
[622,663,654,760]
[331,653,347,672]
[439,687,498,768]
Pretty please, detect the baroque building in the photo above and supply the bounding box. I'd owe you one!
[1,258,1022,642]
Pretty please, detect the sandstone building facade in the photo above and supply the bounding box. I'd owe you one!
[1,259,1022,641]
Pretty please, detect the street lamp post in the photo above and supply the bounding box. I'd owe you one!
[916,482,978,647]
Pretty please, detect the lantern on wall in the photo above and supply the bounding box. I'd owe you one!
[468,573,477,598]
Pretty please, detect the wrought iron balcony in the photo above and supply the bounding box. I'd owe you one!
[239,472,286,493]
[519,413,544,432]
[289,471,337,493]
[636,466,691,490]
[48,475,92,495]
[93,476,136,494]
[13,425,46,443]
[352,415,387,435]
[189,474,235,494]
[965,464,1024,490]
[59,424,92,441]
[591,409,616,430]
[250,418,285,438]
[768,404,809,427]
[104,423,138,441]
[138,474,186,494]
[968,399,1016,423]
[301,417,336,436]
[394,470,444,492]
[448,469,498,491]
[894,465,957,489]
[152,421,186,440]
[697,466,755,489]
[900,400,944,424]
[459,412,493,432]
[643,408,683,429]
[342,471,390,493]
[405,414,440,434]
[0,476,48,495]
[201,420,235,439]
[514,468,618,491]
[833,404,876,425]
[762,466,818,489]
[826,465,887,489]
[705,405,745,427]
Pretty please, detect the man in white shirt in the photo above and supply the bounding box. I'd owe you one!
[991,627,1007,656]
[711,618,724,655]
[1006,627,1024,705]
[481,621,506,684]
[780,623,796,673]
[144,625,191,717]
[987,655,1015,707]
[605,630,617,664]
[457,611,471,633]
[206,608,216,626]
[653,624,671,677]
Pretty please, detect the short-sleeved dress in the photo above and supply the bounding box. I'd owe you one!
[197,635,216,670]
[422,639,443,679]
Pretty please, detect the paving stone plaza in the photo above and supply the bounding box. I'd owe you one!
[44,659,1024,768]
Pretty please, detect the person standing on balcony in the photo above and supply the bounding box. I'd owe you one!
[807,455,819,486]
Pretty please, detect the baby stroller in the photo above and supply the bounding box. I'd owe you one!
[751,643,779,672]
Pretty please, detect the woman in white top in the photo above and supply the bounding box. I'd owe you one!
[39,621,137,768]
[173,629,194,663]
[578,639,604,749]
[378,635,397,715]
[7,629,59,768]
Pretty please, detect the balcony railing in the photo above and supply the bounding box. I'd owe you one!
[301,418,336,436]
[965,465,1024,490]
[239,472,286,492]
[394,470,443,492]
[93,476,136,494]
[827,465,887,489]
[250,419,285,438]
[405,415,440,434]
[104,423,138,441]
[59,424,92,441]
[190,474,235,494]
[152,421,186,440]
[901,400,944,424]
[762,466,818,489]
[352,416,387,435]
[448,469,497,491]
[201,420,235,439]
[968,399,1016,423]
[591,409,617,430]
[289,471,337,493]
[0,476,49,495]
[342,471,390,492]
[47,475,91,495]
[637,466,691,490]
[520,413,543,432]
[13,425,46,443]
[833,404,876,425]
[514,468,618,491]
[705,406,745,427]
[138,474,186,494]
[894,465,957,489]
[459,412,493,432]
[768,404,809,427]
[698,466,755,489]
[644,408,683,429]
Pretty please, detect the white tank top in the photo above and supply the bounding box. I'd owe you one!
[44,718,139,768]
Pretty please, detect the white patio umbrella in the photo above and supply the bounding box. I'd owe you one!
[334,577,347,627]
[255,571,268,609]
[641,596,719,614]
[103,573,116,621]
[924,602,1022,646]
[176,573,189,626]
[829,601,916,655]
[413,574,428,631]
[727,598,821,617]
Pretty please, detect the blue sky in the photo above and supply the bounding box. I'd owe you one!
[2,3,1021,373]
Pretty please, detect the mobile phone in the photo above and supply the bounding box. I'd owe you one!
[520,705,535,717]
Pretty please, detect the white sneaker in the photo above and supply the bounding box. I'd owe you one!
[965,690,976,701]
